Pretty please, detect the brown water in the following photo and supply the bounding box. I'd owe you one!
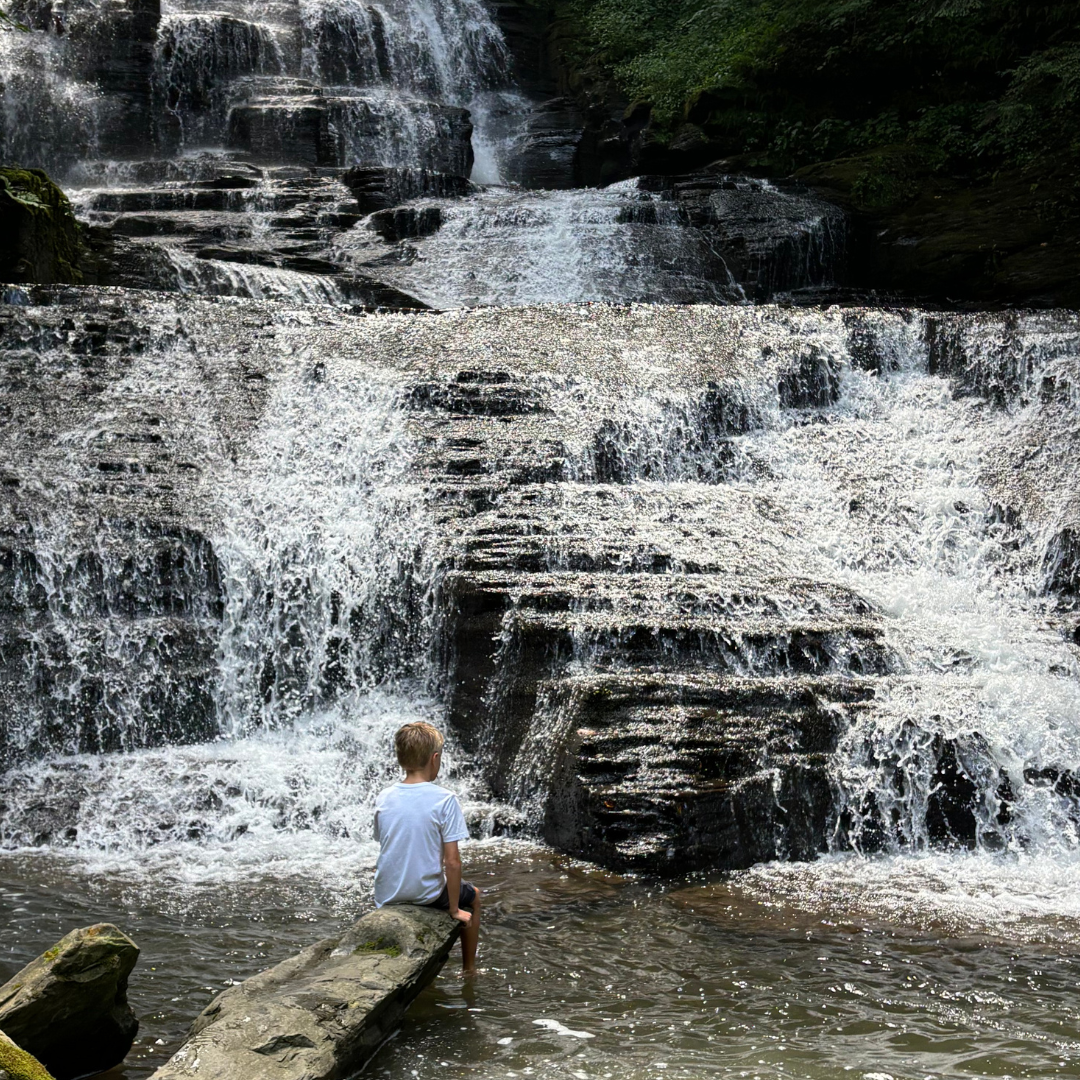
[4,844,1080,1080]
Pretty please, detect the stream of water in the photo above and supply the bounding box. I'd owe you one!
[2,0,1080,1067]
[4,844,1080,1080]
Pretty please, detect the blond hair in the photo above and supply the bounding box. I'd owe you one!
[395,722,444,770]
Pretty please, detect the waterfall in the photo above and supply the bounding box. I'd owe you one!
[348,183,747,308]
[211,363,436,736]
[0,311,484,878]
[153,13,286,150]
[0,0,1078,931]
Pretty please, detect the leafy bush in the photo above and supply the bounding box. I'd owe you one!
[559,0,1080,171]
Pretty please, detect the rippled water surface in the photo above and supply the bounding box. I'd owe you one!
[4,845,1080,1080]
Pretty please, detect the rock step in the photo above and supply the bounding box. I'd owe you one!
[494,610,892,679]
[443,569,881,619]
[535,673,875,871]
[87,190,256,213]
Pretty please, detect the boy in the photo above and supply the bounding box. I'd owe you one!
[373,721,481,975]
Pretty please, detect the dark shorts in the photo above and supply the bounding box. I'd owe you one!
[425,881,477,911]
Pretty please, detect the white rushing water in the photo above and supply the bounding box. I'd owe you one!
[2,306,1080,945]
[348,183,745,308]
[0,349,493,882]
[211,360,435,734]
[714,316,1080,926]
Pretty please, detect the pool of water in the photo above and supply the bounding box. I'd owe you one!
[4,844,1080,1080]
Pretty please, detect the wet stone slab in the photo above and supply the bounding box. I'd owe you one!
[148,906,459,1080]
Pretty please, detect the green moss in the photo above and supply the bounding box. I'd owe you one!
[0,167,83,284]
[353,938,402,958]
[41,947,60,964]
[0,1036,57,1080]
[552,0,1080,174]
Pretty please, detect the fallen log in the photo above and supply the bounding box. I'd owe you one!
[149,905,459,1080]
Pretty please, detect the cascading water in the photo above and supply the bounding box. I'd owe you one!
[3,289,1080,1077]
[0,325,489,877]
[342,182,746,307]
[3,0,1080,1065]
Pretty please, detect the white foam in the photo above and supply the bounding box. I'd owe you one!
[533,1019,596,1039]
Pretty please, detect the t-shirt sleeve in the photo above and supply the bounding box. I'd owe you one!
[372,808,381,842]
[439,793,469,844]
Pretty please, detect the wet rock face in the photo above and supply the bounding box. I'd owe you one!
[0,292,267,761]
[148,906,458,1080]
[502,98,584,190]
[0,294,890,873]
[636,173,847,301]
[0,923,139,1080]
[342,167,476,212]
[4,293,1079,873]
[542,676,875,871]
[0,170,83,285]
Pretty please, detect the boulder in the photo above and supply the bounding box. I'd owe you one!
[0,1032,56,1080]
[0,924,139,1080]
[149,906,459,1080]
[0,169,82,285]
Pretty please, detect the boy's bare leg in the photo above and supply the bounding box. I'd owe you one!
[462,887,480,975]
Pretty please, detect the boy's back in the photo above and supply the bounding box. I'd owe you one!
[374,721,481,975]
[373,780,469,907]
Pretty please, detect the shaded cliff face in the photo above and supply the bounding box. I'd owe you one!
[3,291,1080,875]
[527,0,1080,309]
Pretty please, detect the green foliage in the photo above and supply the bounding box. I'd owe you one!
[558,0,1080,172]
[980,42,1080,162]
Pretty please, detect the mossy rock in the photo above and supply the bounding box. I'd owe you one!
[0,924,139,1080]
[0,1032,56,1080]
[353,938,402,958]
[0,168,83,285]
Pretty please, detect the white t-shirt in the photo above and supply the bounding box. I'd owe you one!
[372,781,469,907]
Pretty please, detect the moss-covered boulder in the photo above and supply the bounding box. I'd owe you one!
[0,924,139,1080]
[0,168,83,285]
[0,1031,56,1080]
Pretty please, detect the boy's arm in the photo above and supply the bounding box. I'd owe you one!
[442,841,471,925]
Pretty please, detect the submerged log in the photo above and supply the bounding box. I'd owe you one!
[0,924,139,1080]
[150,906,459,1080]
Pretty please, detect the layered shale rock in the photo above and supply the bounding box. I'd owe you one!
[635,173,846,301]
[149,906,458,1080]
[0,924,139,1080]
[3,292,1078,870]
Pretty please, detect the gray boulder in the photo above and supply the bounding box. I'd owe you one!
[150,906,459,1080]
[0,924,139,1080]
